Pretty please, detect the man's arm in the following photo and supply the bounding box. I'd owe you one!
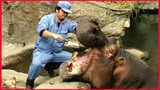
[40,29,64,42]
[36,15,63,42]
[68,22,78,34]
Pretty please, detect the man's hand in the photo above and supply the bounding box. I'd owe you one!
[52,33,63,42]
[41,30,64,42]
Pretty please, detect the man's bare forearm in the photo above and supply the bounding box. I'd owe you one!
[41,29,63,41]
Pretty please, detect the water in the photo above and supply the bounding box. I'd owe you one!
[122,14,158,70]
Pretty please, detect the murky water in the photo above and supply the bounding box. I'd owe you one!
[122,14,158,70]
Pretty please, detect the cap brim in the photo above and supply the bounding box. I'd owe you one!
[62,8,72,13]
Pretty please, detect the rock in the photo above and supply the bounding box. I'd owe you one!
[2,42,34,68]
[36,76,91,89]
[101,18,130,37]
[36,82,90,89]
[2,77,16,88]
[2,69,90,89]
[2,69,50,88]
[123,19,130,28]
[69,2,131,37]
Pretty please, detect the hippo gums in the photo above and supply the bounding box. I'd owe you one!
[59,17,157,88]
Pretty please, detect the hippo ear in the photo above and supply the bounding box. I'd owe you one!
[115,57,125,67]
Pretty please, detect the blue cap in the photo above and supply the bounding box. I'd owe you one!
[57,1,72,13]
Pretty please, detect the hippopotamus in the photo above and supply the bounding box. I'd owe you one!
[59,17,157,88]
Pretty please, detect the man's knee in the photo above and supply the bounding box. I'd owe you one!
[64,52,72,60]
[30,62,42,69]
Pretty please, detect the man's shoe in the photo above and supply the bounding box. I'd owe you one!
[44,63,60,77]
[26,85,33,89]
[26,78,34,89]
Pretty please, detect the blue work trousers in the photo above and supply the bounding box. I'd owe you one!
[27,49,72,80]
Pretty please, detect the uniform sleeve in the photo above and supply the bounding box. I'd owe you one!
[68,22,78,34]
[37,15,49,36]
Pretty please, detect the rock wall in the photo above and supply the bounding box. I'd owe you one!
[2,1,132,45]
[2,2,57,45]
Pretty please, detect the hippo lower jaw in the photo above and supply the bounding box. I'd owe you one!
[65,52,85,76]
[66,50,93,76]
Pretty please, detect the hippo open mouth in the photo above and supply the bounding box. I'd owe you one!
[66,52,83,75]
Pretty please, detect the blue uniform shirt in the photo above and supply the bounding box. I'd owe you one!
[35,13,77,53]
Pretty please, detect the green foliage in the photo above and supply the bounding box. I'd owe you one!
[106,1,138,10]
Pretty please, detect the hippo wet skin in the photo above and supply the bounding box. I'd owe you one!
[59,17,157,88]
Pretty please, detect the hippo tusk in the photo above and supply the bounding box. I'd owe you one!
[66,52,79,72]
[71,52,78,62]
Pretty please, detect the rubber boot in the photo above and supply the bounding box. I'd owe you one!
[44,62,61,77]
[26,78,34,89]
